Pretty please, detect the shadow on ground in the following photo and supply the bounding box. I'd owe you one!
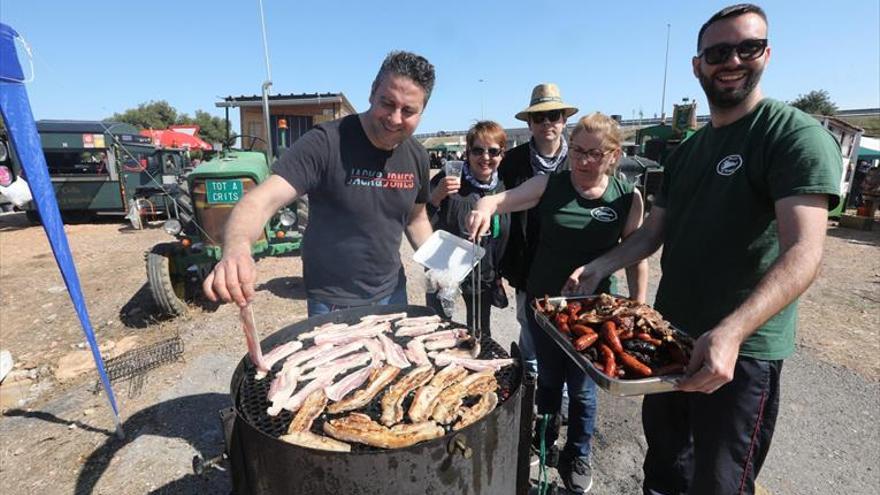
[827,222,879,245]
[6,393,231,494]
[120,283,221,328]
[257,276,306,301]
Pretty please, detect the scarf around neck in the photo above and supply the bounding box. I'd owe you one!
[462,162,499,191]
[529,136,568,175]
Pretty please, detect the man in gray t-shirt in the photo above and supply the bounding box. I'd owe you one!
[203,51,435,316]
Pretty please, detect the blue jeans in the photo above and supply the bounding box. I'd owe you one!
[515,290,538,376]
[306,270,408,317]
[526,294,597,459]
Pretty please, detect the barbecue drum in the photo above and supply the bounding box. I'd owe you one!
[226,304,533,495]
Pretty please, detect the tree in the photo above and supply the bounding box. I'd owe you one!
[790,90,838,116]
[109,100,178,129]
[176,110,231,145]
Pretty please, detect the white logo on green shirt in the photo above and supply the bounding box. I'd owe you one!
[591,206,618,222]
[716,155,744,176]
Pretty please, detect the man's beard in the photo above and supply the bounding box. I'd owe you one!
[698,66,763,108]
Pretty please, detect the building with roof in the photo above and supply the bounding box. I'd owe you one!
[216,92,356,156]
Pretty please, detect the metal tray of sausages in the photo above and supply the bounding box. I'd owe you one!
[532,295,685,397]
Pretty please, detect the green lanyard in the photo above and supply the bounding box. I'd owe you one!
[491,214,500,238]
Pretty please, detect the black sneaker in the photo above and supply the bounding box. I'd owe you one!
[557,455,592,493]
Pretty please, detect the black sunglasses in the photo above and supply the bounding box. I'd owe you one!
[530,110,563,124]
[698,38,767,65]
[469,146,503,158]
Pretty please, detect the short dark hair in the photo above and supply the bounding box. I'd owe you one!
[370,51,436,107]
[466,120,507,150]
[697,3,768,50]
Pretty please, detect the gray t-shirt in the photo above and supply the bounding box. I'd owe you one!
[272,114,430,305]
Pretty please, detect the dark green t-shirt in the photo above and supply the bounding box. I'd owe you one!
[654,98,842,360]
[527,172,634,297]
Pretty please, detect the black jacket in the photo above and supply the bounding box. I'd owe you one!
[498,142,570,290]
[428,171,510,294]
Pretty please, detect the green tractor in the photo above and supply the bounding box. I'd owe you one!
[145,137,305,316]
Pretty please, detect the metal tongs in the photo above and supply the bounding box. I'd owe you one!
[467,233,486,358]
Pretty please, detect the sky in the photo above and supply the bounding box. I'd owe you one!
[2,0,878,135]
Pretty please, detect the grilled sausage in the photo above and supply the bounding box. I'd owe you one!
[598,343,616,377]
[635,333,662,347]
[601,321,624,354]
[571,324,596,338]
[573,333,599,351]
[618,351,653,378]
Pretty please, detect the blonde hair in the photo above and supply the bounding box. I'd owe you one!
[570,112,622,175]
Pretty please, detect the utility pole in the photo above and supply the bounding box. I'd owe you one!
[660,23,671,124]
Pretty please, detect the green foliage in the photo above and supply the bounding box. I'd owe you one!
[108,101,232,145]
[108,100,178,129]
[177,110,231,145]
[790,90,839,116]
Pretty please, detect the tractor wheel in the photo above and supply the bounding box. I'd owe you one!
[295,196,309,232]
[146,243,188,316]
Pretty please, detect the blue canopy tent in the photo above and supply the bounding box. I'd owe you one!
[0,23,123,437]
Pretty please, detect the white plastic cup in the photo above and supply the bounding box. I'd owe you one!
[444,160,464,178]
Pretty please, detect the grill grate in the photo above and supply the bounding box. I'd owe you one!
[235,331,520,452]
[100,335,185,397]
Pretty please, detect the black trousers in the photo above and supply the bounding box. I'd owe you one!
[642,357,783,495]
[425,288,493,337]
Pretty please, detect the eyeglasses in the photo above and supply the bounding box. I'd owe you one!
[529,110,563,124]
[570,146,612,162]
[469,146,503,158]
[698,38,767,65]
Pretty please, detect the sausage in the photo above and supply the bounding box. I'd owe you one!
[567,301,582,317]
[558,322,571,335]
[597,343,616,377]
[554,313,570,326]
[618,329,635,340]
[617,351,653,378]
[601,321,624,354]
[573,333,599,351]
[571,324,596,338]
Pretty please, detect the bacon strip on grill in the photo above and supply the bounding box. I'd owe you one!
[431,352,516,372]
[299,352,371,381]
[360,312,408,324]
[323,413,445,449]
[380,365,435,426]
[408,364,469,422]
[424,334,471,351]
[453,392,498,431]
[327,365,401,414]
[287,389,328,433]
[431,370,498,425]
[280,374,335,415]
[300,341,366,371]
[279,431,352,452]
[378,333,411,369]
[255,340,304,380]
[394,322,447,338]
[324,366,373,402]
[395,315,442,327]
[362,338,386,367]
[297,322,349,341]
[314,322,391,346]
[405,339,431,367]
[266,365,301,415]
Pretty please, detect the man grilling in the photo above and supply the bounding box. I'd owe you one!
[204,51,435,317]
[567,4,842,494]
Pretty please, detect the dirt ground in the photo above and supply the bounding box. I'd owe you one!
[0,210,877,494]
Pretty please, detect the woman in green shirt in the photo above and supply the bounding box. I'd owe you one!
[468,113,647,493]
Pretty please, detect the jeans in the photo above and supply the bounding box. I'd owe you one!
[306,269,408,317]
[526,295,597,459]
[515,290,538,376]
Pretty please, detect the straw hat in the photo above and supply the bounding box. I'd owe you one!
[515,83,579,122]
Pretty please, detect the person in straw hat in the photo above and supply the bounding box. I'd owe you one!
[500,83,579,377]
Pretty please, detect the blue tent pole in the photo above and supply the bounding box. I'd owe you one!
[0,23,123,438]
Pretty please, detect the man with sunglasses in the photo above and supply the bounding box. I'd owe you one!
[499,83,578,378]
[568,4,842,494]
